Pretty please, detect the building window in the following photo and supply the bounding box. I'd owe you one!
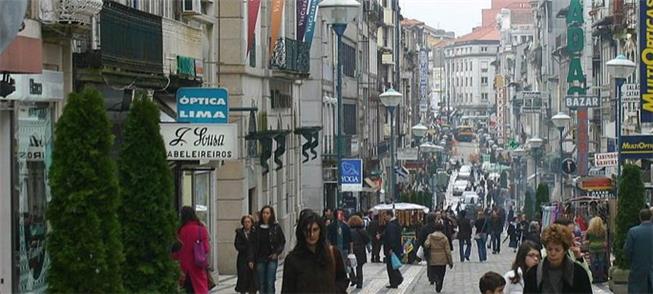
[342,43,356,77]
[481,47,487,52]
[271,89,292,108]
[481,93,488,101]
[344,104,357,135]
[481,77,488,85]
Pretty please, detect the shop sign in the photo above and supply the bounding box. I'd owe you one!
[578,177,613,191]
[176,87,229,123]
[381,53,394,65]
[340,158,363,192]
[620,135,653,159]
[565,95,600,108]
[397,148,418,160]
[594,152,617,168]
[160,123,238,160]
[640,0,653,122]
[562,158,577,175]
[622,83,639,103]
[3,70,63,101]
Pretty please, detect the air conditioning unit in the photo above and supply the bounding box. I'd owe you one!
[182,0,201,15]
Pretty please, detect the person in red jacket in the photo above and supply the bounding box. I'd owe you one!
[175,206,211,294]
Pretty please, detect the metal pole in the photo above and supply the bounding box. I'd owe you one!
[334,24,346,207]
[390,107,396,203]
[534,149,538,191]
[616,78,624,197]
[559,127,564,201]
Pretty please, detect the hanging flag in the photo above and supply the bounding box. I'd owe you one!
[303,0,320,47]
[269,0,285,56]
[297,0,310,42]
[247,0,261,54]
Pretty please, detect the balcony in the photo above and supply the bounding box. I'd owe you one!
[37,0,103,26]
[270,38,310,76]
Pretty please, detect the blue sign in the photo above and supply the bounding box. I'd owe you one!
[176,87,229,123]
[340,159,363,192]
[620,135,653,159]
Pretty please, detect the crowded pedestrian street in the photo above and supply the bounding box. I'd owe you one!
[3,0,653,293]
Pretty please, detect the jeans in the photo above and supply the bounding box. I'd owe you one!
[458,238,471,261]
[256,260,278,294]
[475,235,487,261]
[491,232,501,253]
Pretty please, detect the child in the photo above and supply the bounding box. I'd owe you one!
[479,271,506,294]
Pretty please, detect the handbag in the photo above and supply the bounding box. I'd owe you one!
[390,252,402,270]
[347,253,357,268]
[193,226,209,268]
[474,219,487,240]
[416,246,425,260]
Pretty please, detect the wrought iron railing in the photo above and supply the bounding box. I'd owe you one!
[270,37,310,75]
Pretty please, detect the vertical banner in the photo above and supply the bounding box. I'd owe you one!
[577,109,589,175]
[269,0,285,56]
[296,0,310,42]
[303,0,320,48]
[640,0,653,122]
[247,0,261,54]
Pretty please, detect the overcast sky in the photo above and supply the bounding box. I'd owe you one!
[399,0,492,37]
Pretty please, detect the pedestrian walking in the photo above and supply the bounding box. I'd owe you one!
[424,223,454,293]
[624,208,653,294]
[503,241,540,294]
[322,208,333,226]
[479,271,506,294]
[235,215,257,294]
[327,209,353,272]
[174,206,211,294]
[456,210,473,262]
[546,218,592,283]
[584,216,608,283]
[522,221,541,247]
[418,213,437,249]
[367,214,382,263]
[523,224,592,294]
[348,215,370,289]
[518,214,529,245]
[250,205,286,294]
[383,210,404,288]
[506,217,520,253]
[281,210,348,293]
[474,211,489,262]
[490,210,503,254]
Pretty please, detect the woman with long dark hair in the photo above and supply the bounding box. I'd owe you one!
[503,241,541,294]
[250,205,285,294]
[281,210,348,293]
[348,215,370,289]
[174,206,210,294]
[235,215,257,293]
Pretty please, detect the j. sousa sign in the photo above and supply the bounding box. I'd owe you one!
[161,123,238,160]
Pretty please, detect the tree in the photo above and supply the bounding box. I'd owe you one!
[46,87,124,292]
[614,164,647,268]
[535,183,550,211]
[524,190,535,220]
[118,96,179,292]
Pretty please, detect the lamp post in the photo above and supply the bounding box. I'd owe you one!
[528,137,544,191]
[513,146,526,210]
[606,54,636,197]
[319,0,360,207]
[551,112,571,201]
[380,88,402,202]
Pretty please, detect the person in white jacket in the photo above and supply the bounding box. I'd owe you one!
[503,241,540,294]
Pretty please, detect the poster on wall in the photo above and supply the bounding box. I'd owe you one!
[160,123,238,160]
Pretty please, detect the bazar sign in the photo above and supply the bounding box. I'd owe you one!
[160,123,238,160]
[640,0,653,122]
[594,152,617,168]
[565,96,600,108]
[620,135,653,159]
[176,87,229,123]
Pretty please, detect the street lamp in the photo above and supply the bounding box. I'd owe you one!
[380,88,402,203]
[551,112,571,201]
[319,0,360,207]
[528,137,544,190]
[513,146,526,210]
[412,123,428,138]
[606,54,636,197]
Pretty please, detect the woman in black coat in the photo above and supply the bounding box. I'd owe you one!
[523,224,592,294]
[348,215,371,289]
[235,215,257,294]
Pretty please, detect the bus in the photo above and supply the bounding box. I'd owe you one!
[455,126,475,142]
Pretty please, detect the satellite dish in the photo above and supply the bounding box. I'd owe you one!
[0,0,28,54]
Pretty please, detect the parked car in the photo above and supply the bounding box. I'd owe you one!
[453,180,469,196]
[458,165,472,179]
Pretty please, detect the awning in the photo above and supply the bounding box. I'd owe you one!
[371,202,430,213]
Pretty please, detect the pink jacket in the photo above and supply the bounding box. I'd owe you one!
[175,221,210,294]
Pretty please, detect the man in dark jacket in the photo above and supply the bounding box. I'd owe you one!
[456,210,472,262]
[624,208,653,294]
[327,209,352,272]
[383,210,403,288]
[490,211,503,254]
[367,214,382,263]
[418,213,437,248]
